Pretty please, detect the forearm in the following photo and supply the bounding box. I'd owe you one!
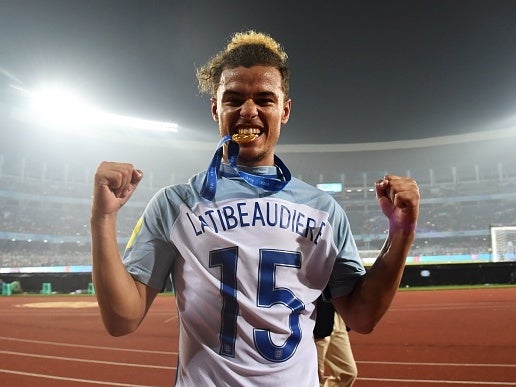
[340,228,415,333]
[91,214,147,336]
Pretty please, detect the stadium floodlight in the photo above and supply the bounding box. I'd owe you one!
[25,85,178,133]
[29,86,94,129]
[100,112,178,133]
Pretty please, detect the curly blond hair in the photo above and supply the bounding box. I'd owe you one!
[196,30,290,98]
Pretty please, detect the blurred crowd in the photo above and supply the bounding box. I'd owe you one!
[1,168,516,268]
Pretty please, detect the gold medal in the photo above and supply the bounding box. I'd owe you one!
[232,133,258,144]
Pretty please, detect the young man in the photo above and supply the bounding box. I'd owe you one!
[91,31,420,386]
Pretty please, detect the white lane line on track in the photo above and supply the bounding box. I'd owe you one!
[0,336,177,355]
[0,369,159,387]
[357,360,516,368]
[357,377,516,385]
[390,305,516,312]
[164,315,178,323]
[0,350,175,369]
[3,337,513,369]
[0,312,175,317]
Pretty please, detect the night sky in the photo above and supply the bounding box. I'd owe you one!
[2,0,516,145]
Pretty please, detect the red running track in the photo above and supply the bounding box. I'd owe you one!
[0,287,515,386]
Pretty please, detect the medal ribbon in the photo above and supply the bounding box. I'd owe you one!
[200,135,291,200]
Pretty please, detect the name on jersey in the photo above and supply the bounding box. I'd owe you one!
[186,200,327,244]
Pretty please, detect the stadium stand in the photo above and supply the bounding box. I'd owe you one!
[1,128,515,292]
[1,130,515,269]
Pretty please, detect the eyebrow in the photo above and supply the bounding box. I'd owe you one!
[221,90,279,99]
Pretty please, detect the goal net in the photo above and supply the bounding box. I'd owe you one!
[490,225,516,262]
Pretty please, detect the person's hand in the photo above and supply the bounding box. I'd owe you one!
[375,175,420,234]
[92,162,143,218]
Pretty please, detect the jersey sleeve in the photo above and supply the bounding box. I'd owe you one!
[325,200,367,298]
[122,188,179,291]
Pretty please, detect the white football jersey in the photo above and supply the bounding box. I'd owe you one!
[123,164,366,386]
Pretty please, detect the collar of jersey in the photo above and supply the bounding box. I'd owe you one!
[220,163,280,178]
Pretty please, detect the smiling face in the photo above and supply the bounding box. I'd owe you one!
[211,65,291,167]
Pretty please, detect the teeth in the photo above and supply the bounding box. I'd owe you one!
[232,128,260,143]
[237,128,260,135]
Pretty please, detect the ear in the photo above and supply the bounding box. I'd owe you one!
[281,98,292,124]
[211,97,219,122]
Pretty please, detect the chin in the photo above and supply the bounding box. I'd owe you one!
[238,152,271,167]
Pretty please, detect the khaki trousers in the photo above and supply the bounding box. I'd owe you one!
[315,313,357,387]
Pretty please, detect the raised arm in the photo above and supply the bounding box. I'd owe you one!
[333,175,420,334]
[90,161,158,336]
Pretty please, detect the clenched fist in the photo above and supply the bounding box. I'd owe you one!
[91,161,143,218]
[375,175,420,234]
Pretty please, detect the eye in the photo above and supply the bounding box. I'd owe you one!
[224,97,244,106]
[255,97,275,106]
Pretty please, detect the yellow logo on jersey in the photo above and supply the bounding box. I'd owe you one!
[126,217,143,250]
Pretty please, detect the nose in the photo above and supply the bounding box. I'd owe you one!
[240,99,258,119]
